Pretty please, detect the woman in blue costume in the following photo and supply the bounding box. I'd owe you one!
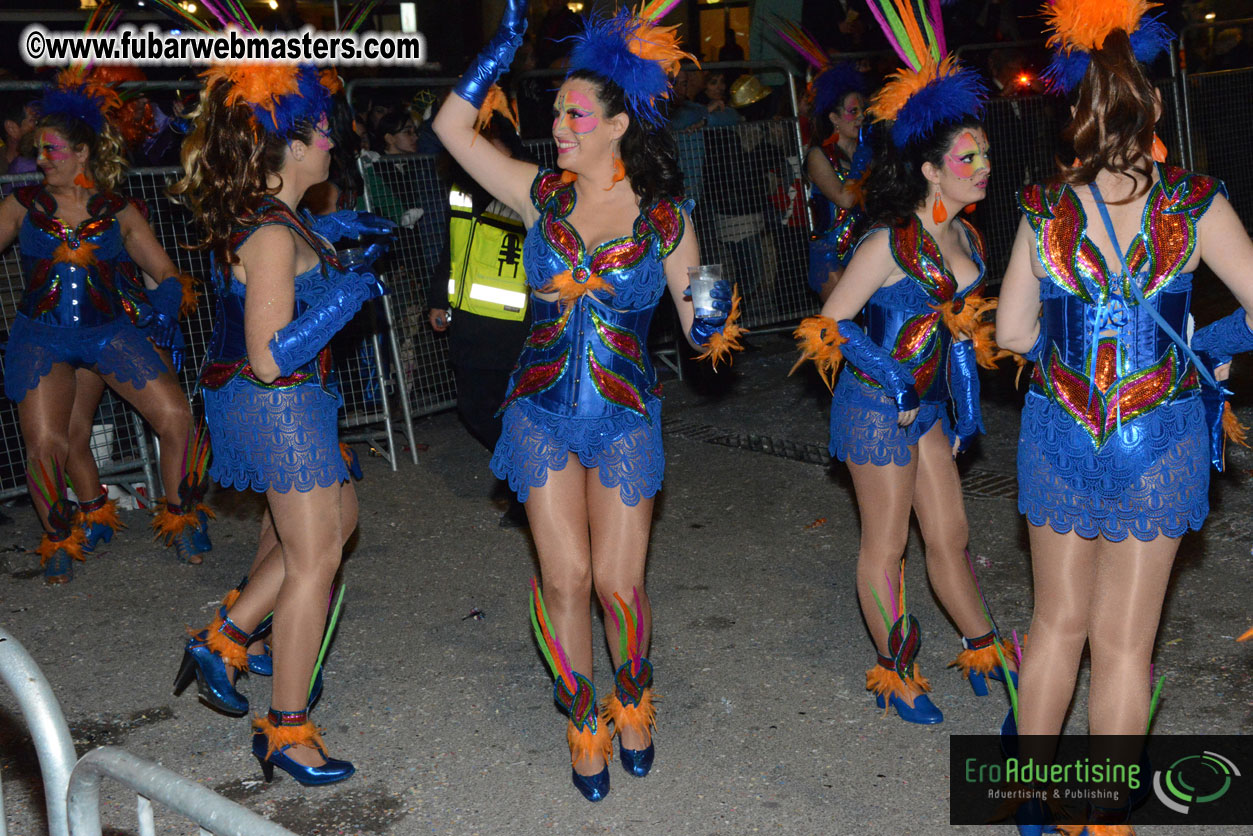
[793,1,1014,726]
[434,0,741,802]
[0,70,204,583]
[996,3,1253,832]
[804,61,872,302]
[169,60,388,786]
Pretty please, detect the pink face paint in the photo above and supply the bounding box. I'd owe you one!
[37,132,72,164]
[553,89,600,135]
[944,131,990,180]
[312,117,333,152]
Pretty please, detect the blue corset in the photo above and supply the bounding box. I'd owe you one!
[501,295,658,421]
[861,282,952,403]
[17,210,139,327]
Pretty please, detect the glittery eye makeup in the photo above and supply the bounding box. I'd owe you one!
[944,131,989,179]
[554,90,600,135]
[37,132,71,163]
[312,118,333,151]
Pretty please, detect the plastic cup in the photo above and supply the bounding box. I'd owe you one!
[337,246,370,270]
[687,264,722,318]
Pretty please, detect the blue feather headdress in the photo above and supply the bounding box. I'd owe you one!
[812,62,868,119]
[566,2,695,130]
[35,3,125,134]
[1042,0,1173,94]
[863,1,986,148]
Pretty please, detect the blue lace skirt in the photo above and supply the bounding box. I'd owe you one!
[1017,390,1208,541]
[204,376,348,493]
[830,374,953,466]
[808,233,853,295]
[3,314,166,402]
[491,398,664,506]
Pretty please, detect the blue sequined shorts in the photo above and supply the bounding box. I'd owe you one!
[491,398,664,506]
[1017,390,1208,541]
[3,314,167,402]
[829,375,953,466]
[204,377,349,494]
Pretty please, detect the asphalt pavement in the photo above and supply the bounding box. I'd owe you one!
[1,330,1251,836]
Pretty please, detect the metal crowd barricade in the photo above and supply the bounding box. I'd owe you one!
[0,627,297,836]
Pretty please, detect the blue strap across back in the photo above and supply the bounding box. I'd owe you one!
[1087,182,1218,390]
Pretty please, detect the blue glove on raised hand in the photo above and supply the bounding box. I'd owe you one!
[948,339,984,453]
[453,0,528,109]
[268,274,386,378]
[1192,308,1253,374]
[306,210,396,246]
[685,279,733,346]
[143,275,188,371]
[836,319,919,412]
[846,127,874,181]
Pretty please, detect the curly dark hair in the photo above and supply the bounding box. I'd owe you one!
[170,79,318,266]
[565,69,684,210]
[863,115,983,225]
[1057,28,1156,201]
[36,111,128,193]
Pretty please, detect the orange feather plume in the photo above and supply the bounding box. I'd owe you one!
[199,616,249,671]
[567,717,614,769]
[932,292,1008,369]
[544,269,613,305]
[221,587,241,610]
[202,62,301,120]
[253,713,327,758]
[151,500,214,545]
[949,639,1017,677]
[1045,0,1157,53]
[77,497,123,533]
[604,690,657,742]
[177,272,200,317]
[57,67,123,119]
[35,529,86,567]
[319,68,343,95]
[1238,625,1253,642]
[694,285,745,370]
[625,18,697,79]
[868,53,963,123]
[53,240,98,268]
[790,315,847,391]
[474,85,519,140]
[1223,402,1249,448]
[866,663,931,716]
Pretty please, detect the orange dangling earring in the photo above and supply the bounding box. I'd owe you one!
[932,192,947,224]
[74,172,94,189]
[604,153,626,191]
[963,203,977,215]
[1151,134,1168,163]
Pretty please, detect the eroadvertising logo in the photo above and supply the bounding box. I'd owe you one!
[1152,750,1241,815]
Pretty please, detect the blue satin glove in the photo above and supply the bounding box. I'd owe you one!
[143,275,186,371]
[1192,308,1253,372]
[846,128,874,181]
[948,339,984,452]
[452,0,528,109]
[836,319,919,412]
[685,279,732,346]
[338,240,392,271]
[305,210,396,246]
[269,275,385,378]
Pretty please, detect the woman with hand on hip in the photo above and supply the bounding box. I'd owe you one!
[435,0,742,802]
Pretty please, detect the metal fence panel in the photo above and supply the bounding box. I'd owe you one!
[1182,68,1253,229]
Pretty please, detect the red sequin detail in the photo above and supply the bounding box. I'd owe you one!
[526,309,571,349]
[591,309,645,370]
[500,351,570,411]
[890,217,954,301]
[587,347,647,418]
[1043,348,1181,446]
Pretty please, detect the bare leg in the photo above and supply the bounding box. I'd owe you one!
[524,455,600,776]
[17,364,77,532]
[96,365,190,509]
[846,452,917,658]
[262,480,357,767]
[587,475,653,752]
[1088,535,1179,736]
[1017,525,1098,737]
[911,423,988,639]
[65,369,106,501]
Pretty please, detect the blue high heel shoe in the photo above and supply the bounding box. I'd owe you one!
[873,690,944,724]
[252,709,354,786]
[38,530,85,585]
[77,493,122,553]
[571,758,610,802]
[173,614,249,716]
[869,653,944,724]
[191,509,212,553]
[954,632,1019,696]
[154,502,211,564]
[606,658,657,777]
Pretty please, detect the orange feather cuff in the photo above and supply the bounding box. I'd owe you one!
[694,286,745,369]
[790,315,847,391]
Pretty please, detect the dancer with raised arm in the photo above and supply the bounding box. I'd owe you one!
[434,0,742,802]
[792,0,1013,725]
[996,2,1253,833]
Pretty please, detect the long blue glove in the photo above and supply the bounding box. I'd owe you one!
[452,0,528,109]
[948,339,984,452]
[837,319,919,412]
[685,279,732,347]
[143,275,186,371]
[269,275,385,378]
[846,127,874,181]
[1192,308,1253,372]
[304,210,395,246]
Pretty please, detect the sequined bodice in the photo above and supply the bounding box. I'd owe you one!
[1019,165,1224,447]
[502,170,691,421]
[809,146,863,242]
[853,216,986,402]
[14,186,148,327]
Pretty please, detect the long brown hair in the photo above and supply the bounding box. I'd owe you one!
[1056,29,1157,199]
[36,112,127,194]
[169,80,312,266]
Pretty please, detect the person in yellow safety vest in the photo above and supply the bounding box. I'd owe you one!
[428,110,532,527]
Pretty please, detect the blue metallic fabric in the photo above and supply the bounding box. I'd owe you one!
[452,0,526,109]
[200,219,350,494]
[807,148,865,294]
[948,339,983,451]
[827,219,985,465]
[490,170,690,504]
[1016,171,1223,539]
[3,187,167,401]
